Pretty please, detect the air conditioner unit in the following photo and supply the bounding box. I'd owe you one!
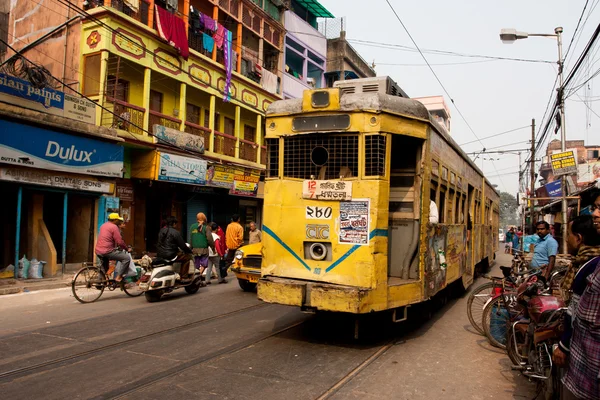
[333,76,409,98]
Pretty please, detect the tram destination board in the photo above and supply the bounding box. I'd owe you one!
[302,180,352,200]
[550,150,577,177]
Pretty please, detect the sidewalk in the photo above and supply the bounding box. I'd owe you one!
[0,275,73,295]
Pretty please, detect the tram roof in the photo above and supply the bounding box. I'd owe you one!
[267,92,499,198]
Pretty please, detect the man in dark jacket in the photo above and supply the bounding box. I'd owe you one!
[156,216,193,279]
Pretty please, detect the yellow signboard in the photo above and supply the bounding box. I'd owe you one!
[550,150,577,177]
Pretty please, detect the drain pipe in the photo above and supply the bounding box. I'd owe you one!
[62,0,72,90]
[0,15,80,68]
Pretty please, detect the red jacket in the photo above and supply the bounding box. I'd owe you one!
[216,227,227,256]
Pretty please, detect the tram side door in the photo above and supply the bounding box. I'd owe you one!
[466,184,475,276]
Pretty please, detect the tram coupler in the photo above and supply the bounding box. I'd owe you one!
[301,306,318,314]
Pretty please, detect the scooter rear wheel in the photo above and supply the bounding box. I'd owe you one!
[144,290,163,302]
[184,281,201,294]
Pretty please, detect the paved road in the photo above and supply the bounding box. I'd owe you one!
[0,251,535,399]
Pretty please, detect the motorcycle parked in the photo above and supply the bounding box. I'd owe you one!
[506,275,566,400]
[138,246,203,302]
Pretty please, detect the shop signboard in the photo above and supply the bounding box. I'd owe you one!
[545,180,562,198]
[0,119,124,177]
[0,167,113,193]
[550,150,577,177]
[205,164,238,189]
[230,169,260,197]
[153,125,204,153]
[116,184,134,201]
[157,152,207,185]
[0,72,96,124]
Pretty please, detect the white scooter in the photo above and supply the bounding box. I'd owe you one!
[138,245,203,302]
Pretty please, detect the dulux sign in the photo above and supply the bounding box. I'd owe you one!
[0,119,124,177]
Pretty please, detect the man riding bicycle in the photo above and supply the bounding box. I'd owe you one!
[95,213,130,283]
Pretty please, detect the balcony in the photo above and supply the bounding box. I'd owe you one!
[239,139,258,162]
[184,122,212,152]
[102,98,146,136]
[214,131,237,157]
[149,110,181,131]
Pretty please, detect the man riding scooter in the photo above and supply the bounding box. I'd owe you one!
[156,216,193,279]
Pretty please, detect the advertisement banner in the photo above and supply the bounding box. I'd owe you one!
[578,161,600,183]
[546,180,563,198]
[205,164,238,189]
[157,152,207,185]
[153,124,204,153]
[0,167,113,193]
[230,169,260,197]
[550,150,577,177]
[0,72,96,124]
[339,199,370,245]
[0,119,123,177]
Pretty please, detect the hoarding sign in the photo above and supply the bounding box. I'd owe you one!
[550,150,577,177]
[230,169,260,197]
[545,180,562,198]
[0,72,95,124]
[205,164,238,189]
[0,167,113,193]
[153,124,204,153]
[0,119,123,177]
[157,152,207,185]
[578,161,600,183]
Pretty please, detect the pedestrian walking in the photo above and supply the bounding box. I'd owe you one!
[206,222,227,284]
[225,214,244,266]
[248,221,262,244]
[189,212,214,282]
[505,228,514,254]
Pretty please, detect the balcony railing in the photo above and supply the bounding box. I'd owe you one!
[106,0,150,25]
[184,121,212,152]
[149,110,181,131]
[239,139,258,163]
[260,145,267,165]
[214,131,237,157]
[104,97,145,135]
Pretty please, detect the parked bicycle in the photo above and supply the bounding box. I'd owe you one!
[71,256,146,303]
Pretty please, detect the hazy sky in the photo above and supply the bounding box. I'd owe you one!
[319,0,599,196]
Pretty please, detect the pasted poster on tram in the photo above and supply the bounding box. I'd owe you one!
[339,199,370,245]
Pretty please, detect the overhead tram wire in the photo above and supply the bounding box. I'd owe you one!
[564,0,591,61]
[459,126,530,146]
[0,39,221,181]
[383,0,508,191]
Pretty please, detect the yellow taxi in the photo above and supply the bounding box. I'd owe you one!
[231,243,262,291]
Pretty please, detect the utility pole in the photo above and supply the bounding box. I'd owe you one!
[530,118,535,233]
[519,151,525,251]
[556,26,568,254]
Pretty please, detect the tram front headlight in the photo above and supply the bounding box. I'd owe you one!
[311,91,330,108]
[234,250,244,260]
[309,243,327,261]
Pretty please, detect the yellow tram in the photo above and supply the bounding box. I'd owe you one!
[258,77,499,315]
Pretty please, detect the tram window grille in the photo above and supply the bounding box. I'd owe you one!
[283,134,359,180]
[365,135,386,176]
[267,138,279,178]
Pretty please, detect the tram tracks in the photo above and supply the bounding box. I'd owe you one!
[0,302,269,381]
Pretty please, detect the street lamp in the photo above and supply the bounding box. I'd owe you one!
[499,26,567,253]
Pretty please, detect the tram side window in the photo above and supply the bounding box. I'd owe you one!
[266,138,280,178]
[439,188,446,223]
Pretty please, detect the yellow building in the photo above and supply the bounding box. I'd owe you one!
[3,0,284,262]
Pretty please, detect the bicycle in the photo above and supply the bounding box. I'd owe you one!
[71,256,145,304]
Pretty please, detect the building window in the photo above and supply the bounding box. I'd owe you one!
[285,37,324,89]
[186,103,200,125]
[588,149,600,160]
[223,116,235,135]
[107,76,129,102]
[203,109,210,129]
[150,90,163,112]
[83,54,102,96]
[244,125,256,142]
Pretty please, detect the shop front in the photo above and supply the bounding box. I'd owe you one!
[129,150,264,253]
[0,119,123,277]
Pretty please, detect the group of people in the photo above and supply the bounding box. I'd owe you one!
[532,189,600,400]
[94,212,263,285]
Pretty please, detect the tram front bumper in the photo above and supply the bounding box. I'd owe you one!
[257,276,372,314]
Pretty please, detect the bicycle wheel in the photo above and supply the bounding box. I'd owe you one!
[467,282,498,335]
[482,296,510,349]
[123,267,145,297]
[72,266,105,304]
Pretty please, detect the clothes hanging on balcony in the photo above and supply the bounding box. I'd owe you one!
[242,47,259,65]
[190,7,201,34]
[215,24,226,49]
[123,0,139,13]
[155,5,189,60]
[261,68,278,95]
[200,13,217,33]
[201,33,214,53]
[223,29,233,102]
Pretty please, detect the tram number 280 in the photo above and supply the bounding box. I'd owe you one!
[306,206,332,220]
